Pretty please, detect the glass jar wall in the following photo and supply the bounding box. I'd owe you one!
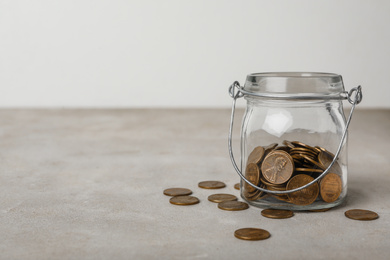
[232,72,353,211]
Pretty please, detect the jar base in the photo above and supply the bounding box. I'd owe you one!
[243,195,346,211]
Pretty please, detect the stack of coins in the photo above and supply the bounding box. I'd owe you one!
[243,141,343,206]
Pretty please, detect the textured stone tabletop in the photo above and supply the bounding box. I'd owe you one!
[0,109,389,259]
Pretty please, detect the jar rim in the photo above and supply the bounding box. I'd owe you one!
[243,71,346,100]
[248,72,341,79]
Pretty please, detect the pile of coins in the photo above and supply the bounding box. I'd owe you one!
[243,141,343,206]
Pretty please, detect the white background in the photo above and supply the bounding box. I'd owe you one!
[0,0,389,108]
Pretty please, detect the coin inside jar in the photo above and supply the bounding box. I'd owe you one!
[169,195,200,206]
[247,146,265,164]
[198,181,226,189]
[261,150,294,185]
[344,209,379,221]
[208,193,238,203]
[218,201,249,211]
[243,163,260,194]
[234,228,270,240]
[318,151,342,175]
[286,174,319,206]
[163,188,193,196]
[261,209,294,219]
[320,173,342,203]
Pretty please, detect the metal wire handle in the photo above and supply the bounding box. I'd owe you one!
[228,81,362,195]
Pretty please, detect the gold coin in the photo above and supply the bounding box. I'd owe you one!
[261,150,294,185]
[163,188,192,196]
[261,209,294,219]
[234,183,240,190]
[208,193,238,203]
[234,228,270,240]
[345,209,379,221]
[247,146,265,164]
[318,151,342,175]
[286,174,319,206]
[198,181,226,189]
[169,195,200,206]
[243,163,260,194]
[320,173,342,203]
[218,200,249,211]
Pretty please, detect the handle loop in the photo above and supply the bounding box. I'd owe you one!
[228,82,362,195]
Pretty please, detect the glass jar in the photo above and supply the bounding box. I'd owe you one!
[228,72,362,211]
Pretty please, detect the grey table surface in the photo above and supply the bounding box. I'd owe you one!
[0,109,389,260]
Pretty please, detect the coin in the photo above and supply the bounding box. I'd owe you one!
[234,228,270,240]
[246,190,269,201]
[169,195,200,206]
[275,146,291,153]
[163,188,193,196]
[291,141,315,151]
[208,193,238,203]
[315,146,327,152]
[286,174,319,205]
[261,209,294,219]
[295,168,323,173]
[318,151,342,175]
[243,163,260,194]
[345,209,379,221]
[264,143,278,155]
[283,140,295,148]
[301,155,326,170]
[198,181,226,189]
[234,183,240,190]
[218,200,249,211]
[247,146,265,164]
[261,150,294,185]
[320,173,342,203]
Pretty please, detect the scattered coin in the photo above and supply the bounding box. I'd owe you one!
[163,188,192,196]
[234,183,240,190]
[261,150,294,185]
[287,174,319,206]
[345,209,379,221]
[320,173,342,203]
[261,209,294,219]
[198,181,226,189]
[169,195,200,206]
[208,193,238,203]
[247,146,265,164]
[218,201,249,211]
[234,228,270,240]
